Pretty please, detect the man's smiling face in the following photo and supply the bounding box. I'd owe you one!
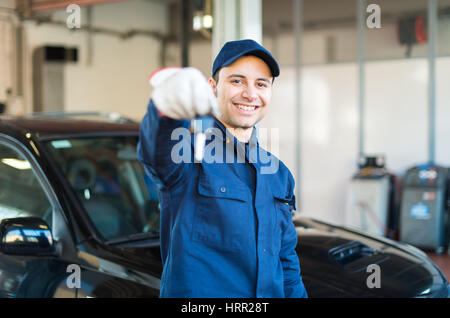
[209,55,273,130]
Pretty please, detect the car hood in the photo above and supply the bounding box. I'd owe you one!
[86,216,449,298]
[294,216,449,298]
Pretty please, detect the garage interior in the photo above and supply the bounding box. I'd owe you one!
[1,0,450,294]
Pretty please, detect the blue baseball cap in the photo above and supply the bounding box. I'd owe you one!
[212,39,280,78]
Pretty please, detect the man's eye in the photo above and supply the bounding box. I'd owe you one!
[231,79,242,84]
[257,82,268,88]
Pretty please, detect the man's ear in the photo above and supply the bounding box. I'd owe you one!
[208,77,217,96]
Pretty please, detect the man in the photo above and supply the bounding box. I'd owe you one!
[138,39,307,298]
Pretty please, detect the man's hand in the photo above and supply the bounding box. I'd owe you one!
[150,67,219,120]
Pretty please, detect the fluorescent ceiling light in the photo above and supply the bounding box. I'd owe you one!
[202,15,213,29]
[193,15,202,31]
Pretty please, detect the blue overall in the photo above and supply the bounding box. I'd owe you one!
[137,100,308,298]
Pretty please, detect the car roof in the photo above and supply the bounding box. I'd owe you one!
[0,113,140,140]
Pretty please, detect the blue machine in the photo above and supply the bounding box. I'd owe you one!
[399,163,450,254]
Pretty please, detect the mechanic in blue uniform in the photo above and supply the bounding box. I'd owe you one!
[138,39,308,298]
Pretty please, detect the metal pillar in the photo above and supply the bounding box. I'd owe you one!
[239,0,262,42]
[357,0,366,159]
[293,0,303,213]
[428,0,438,164]
[180,0,192,67]
[212,0,262,57]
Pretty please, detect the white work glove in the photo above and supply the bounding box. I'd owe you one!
[149,67,220,119]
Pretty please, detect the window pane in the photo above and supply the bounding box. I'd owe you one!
[439,0,450,56]
[0,142,52,227]
[45,136,160,242]
[365,0,429,60]
[262,0,358,66]
[303,0,358,64]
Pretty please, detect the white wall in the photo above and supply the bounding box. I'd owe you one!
[258,21,450,224]
[277,57,450,225]
[22,0,168,120]
[365,59,429,172]
[268,20,450,67]
[0,0,18,104]
[0,17,14,102]
[262,63,359,224]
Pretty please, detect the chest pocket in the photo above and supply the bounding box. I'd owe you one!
[192,173,252,252]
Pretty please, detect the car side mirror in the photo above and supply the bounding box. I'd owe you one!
[0,217,55,256]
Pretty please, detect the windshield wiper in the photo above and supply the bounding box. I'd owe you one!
[106,230,160,245]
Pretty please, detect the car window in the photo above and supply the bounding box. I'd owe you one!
[0,142,53,228]
[44,136,160,242]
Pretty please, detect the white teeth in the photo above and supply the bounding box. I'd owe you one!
[236,104,256,111]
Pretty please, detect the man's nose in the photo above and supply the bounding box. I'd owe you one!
[241,85,258,101]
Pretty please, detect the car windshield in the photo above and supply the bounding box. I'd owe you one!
[44,135,160,243]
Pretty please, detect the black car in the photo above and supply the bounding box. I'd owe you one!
[0,112,448,298]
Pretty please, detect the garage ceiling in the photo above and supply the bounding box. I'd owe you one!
[16,0,131,16]
[263,0,450,33]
